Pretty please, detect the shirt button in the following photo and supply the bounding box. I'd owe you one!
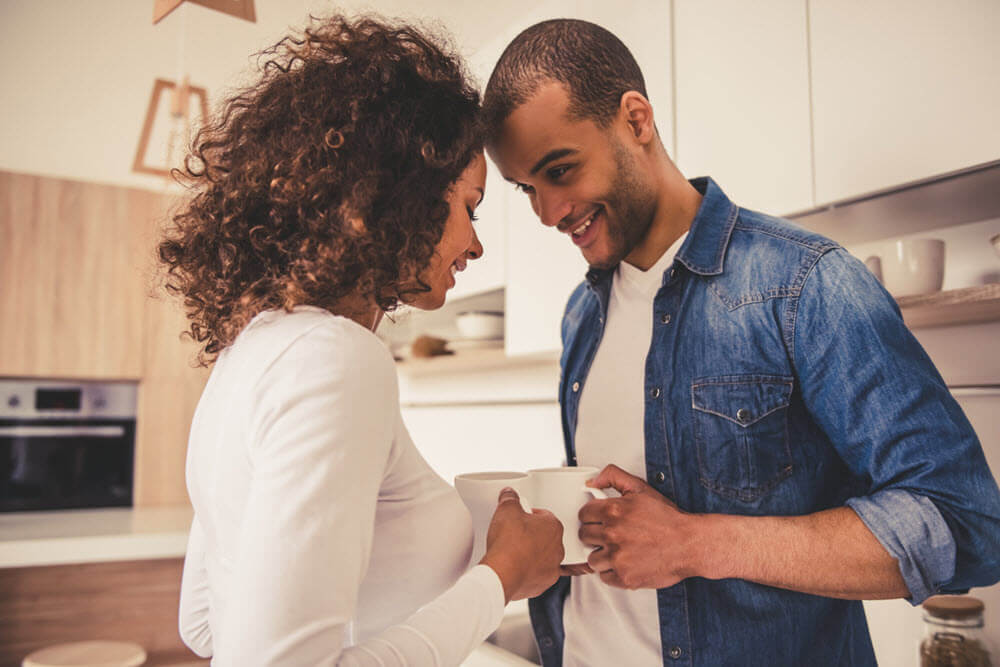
[660,313,671,324]
[654,471,666,484]
[572,381,580,392]
[669,268,676,280]
[650,387,661,398]
[736,408,751,423]
[669,646,683,659]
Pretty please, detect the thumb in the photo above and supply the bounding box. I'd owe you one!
[496,486,523,507]
[586,464,647,495]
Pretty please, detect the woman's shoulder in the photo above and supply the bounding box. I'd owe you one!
[226,306,396,384]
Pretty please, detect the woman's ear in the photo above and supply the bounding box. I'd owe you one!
[619,91,656,145]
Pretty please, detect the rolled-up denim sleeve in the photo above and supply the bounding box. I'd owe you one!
[792,249,1000,604]
[846,490,953,603]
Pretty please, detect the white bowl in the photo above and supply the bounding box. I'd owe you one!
[866,239,945,298]
[456,310,504,340]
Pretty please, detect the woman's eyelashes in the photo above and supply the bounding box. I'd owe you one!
[466,205,478,222]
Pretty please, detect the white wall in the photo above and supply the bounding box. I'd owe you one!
[0,0,539,191]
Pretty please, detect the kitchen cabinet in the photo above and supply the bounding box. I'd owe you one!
[0,557,202,666]
[673,0,813,215]
[0,169,208,507]
[0,171,158,378]
[809,0,1000,204]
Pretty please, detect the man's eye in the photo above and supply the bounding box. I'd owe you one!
[515,183,535,194]
[548,165,570,180]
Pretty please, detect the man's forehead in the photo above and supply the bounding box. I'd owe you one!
[489,83,582,176]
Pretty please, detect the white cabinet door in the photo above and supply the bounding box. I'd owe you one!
[810,0,1000,204]
[503,0,675,357]
[673,0,813,216]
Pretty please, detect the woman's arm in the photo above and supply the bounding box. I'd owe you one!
[178,514,213,657]
[212,324,559,666]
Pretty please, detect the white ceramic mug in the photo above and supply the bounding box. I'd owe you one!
[454,471,532,567]
[528,466,608,565]
[865,239,945,297]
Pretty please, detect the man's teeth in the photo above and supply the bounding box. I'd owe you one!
[572,210,598,236]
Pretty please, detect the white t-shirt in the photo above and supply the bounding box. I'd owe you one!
[563,233,688,667]
[178,306,505,666]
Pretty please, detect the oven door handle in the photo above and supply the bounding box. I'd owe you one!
[0,425,126,438]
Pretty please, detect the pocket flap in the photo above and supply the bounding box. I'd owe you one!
[692,376,793,427]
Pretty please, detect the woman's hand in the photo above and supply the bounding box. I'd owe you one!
[479,487,564,602]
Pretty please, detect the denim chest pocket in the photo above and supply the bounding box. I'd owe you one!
[692,375,794,502]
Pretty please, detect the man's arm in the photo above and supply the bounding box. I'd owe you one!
[581,248,1000,601]
[579,464,908,598]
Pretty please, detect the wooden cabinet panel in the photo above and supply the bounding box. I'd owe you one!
[0,558,205,666]
[674,0,813,215]
[135,371,207,507]
[810,0,1000,203]
[0,171,163,378]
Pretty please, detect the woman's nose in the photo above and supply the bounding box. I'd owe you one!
[467,227,483,260]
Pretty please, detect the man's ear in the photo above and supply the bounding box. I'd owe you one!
[619,91,656,145]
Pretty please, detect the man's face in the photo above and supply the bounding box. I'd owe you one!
[487,81,658,270]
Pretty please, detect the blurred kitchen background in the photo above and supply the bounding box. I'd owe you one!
[1,1,999,665]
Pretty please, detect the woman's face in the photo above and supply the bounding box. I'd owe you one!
[409,153,487,310]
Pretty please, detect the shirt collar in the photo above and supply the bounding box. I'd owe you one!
[674,177,738,277]
[586,176,738,288]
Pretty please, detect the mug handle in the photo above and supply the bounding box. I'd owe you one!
[584,486,608,500]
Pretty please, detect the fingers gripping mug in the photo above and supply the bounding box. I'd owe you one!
[528,466,608,565]
[453,472,532,567]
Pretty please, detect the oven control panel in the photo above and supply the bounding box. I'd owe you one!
[0,379,137,420]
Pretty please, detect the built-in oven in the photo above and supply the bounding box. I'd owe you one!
[0,378,137,512]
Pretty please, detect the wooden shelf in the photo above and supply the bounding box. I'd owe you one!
[898,283,1000,329]
[787,159,1000,246]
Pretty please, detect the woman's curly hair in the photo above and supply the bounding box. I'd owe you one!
[158,13,482,365]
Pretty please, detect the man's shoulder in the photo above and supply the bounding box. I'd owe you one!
[732,207,839,255]
[721,207,841,286]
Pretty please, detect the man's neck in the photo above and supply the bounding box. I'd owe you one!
[624,162,702,271]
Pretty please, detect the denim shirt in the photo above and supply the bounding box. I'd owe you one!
[528,177,1000,666]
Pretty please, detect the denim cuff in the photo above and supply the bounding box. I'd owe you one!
[846,489,955,605]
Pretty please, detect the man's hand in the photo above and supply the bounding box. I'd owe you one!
[579,464,702,589]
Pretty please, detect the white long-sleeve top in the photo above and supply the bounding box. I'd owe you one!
[178,306,505,666]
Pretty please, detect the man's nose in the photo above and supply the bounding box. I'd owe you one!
[533,189,570,228]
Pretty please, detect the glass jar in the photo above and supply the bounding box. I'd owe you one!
[920,595,995,666]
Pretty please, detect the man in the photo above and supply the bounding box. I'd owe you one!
[482,18,1000,666]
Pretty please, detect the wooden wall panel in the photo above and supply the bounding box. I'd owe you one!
[0,558,207,667]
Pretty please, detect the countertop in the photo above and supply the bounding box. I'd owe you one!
[0,505,192,568]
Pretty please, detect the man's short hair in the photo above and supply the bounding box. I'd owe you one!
[482,19,646,138]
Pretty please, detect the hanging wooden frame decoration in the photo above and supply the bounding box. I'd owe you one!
[153,0,256,24]
[132,77,210,178]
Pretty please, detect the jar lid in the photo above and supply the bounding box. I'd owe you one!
[922,595,984,620]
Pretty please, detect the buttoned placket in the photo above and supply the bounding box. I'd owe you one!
[647,264,692,666]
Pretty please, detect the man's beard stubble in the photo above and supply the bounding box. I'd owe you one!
[587,139,658,271]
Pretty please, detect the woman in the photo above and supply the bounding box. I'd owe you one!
[159,14,564,665]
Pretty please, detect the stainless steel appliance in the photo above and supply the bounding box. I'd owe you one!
[0,378,137,512]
